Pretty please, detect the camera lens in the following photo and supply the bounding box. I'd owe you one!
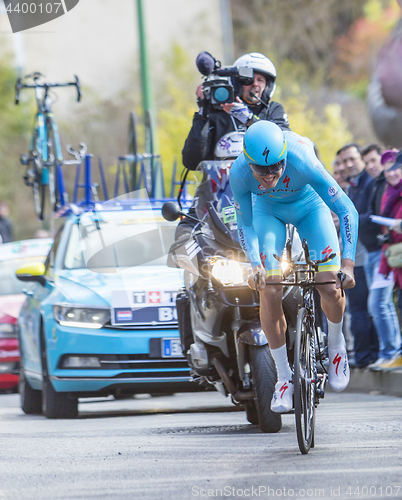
[213,87,230,103]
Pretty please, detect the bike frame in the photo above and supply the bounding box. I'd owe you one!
[29,87,63,165]
[265,238,343,453]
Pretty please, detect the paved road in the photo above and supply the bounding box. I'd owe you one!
[0,391,401,500]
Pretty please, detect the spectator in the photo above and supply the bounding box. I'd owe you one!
[333,153,349,191]
[338,143,379,368]
[378,150,402,369]
[0,201,13,244]
[360,145,400,368]
[362,144,384,180]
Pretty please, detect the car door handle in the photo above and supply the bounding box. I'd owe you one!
[23,289,34,297]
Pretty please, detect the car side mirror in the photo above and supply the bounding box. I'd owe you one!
[16,262,47,287]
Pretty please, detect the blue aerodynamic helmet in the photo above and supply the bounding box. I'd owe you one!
[243,121,287,176]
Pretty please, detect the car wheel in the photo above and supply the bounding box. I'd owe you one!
[41,327,78,419]
[20,351,42,415]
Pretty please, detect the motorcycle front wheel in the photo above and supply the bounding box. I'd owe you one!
[249,345,282,433]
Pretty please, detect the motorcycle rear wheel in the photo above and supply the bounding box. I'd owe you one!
[249,345,282,433]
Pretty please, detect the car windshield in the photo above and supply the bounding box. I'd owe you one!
[63,210,177,271]
[0,256,47,295]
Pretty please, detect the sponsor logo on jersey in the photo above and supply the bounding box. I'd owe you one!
[329,185,342,203]
[258,184,267,191]
[283,175,290,188]
[343,215,352,244]
[322,245,333,259]
[257,188,301,196]
[328,186,338,197]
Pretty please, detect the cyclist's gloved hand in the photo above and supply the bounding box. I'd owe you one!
[248,264,266,291]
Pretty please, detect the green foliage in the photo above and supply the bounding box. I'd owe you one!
[155,44,199,196]
[0,51,41,239]
[281,85,353,170]
[364,0,387,21]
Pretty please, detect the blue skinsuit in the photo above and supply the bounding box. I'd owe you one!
[229,131,358,276]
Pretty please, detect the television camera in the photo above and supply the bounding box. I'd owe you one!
[196,51,254,110]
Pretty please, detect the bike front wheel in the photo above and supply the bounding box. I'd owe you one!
[27,127,44,219]
[294,307,316,454]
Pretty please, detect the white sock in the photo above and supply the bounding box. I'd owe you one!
[327,319,344,349]
[270,344,292,381]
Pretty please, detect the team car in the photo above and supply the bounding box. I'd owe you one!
[0,238,52,392]
[17,200,197,418]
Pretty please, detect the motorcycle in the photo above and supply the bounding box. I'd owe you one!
[162,160,305,433]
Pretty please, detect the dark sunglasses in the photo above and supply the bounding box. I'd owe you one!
[249,159,285,176]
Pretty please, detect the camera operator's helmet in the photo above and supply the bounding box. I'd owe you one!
[243,121,287,175]
[233,52,277,101]
[214,132,245,160]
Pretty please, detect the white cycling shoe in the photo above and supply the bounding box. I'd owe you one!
[271,379,294,413]
[328,341,350,392]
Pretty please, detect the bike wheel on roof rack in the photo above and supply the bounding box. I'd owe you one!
[128,111,138,192]
[145,109,154,194]
[46,121,61,213]
[28,127,44,219]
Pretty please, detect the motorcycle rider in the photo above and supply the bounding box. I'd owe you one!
[182,52,290,172]
[177,52,290,240]
[229,121,358,413]
[170,130,245,268]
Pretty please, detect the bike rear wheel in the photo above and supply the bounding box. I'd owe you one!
[145,109,154,192]
[294,307,316,454]
[44,118,60,217]
[128,111,138,191]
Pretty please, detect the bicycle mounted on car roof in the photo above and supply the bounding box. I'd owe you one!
[15,72,83,220]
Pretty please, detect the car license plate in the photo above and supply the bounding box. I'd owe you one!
[161,338,183,358]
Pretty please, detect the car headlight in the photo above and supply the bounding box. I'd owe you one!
[209,257,252,286]
[53,305,110,329]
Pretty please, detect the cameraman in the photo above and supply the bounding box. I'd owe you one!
[182,52,290,171]
[176,53,290,240]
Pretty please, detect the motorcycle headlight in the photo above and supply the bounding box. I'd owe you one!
[53,305,110,329]
[209,258,252,286]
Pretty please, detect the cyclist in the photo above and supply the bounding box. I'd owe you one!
[229,121,358,413]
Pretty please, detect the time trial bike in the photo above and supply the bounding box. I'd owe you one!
[266,238,344,454]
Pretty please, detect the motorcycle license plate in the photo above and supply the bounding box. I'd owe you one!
[161,338,183,358]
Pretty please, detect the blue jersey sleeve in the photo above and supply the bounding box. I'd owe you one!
[293,143,358,261]
[229,160,261,268]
